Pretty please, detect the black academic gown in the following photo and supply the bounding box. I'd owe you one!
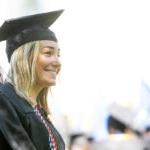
[0,83,65,150]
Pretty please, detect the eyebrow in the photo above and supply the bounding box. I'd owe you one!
[42,45,60,51]
[44,46,60,51]
[41,46,61,54]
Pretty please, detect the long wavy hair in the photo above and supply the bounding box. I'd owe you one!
[6,41,50,113]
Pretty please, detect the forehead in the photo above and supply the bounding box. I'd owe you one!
[39,40,59,49]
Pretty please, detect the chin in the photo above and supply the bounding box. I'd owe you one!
[49,82,56,86]
[42,83,56,88]
[47,81,56,87]
[40,79,56,87]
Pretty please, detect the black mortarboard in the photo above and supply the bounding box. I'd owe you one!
[107,115,127,133]
[0,9,64,62]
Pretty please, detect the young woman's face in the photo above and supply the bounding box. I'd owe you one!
[36,40,61,87]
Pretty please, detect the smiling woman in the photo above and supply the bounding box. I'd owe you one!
[0,10,65,150]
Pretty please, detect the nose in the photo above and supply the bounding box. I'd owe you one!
[51,55,61,72]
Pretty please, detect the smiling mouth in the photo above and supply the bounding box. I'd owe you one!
[45,70,57,76]
[45,69,56,72]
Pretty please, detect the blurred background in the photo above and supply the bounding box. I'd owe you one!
[1,0,150,149]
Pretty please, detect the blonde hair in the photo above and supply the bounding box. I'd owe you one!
[7,41,49,113]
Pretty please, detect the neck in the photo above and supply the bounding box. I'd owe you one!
[28,85,42,106]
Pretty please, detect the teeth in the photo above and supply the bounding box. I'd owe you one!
[45,69,55,72]
[51,70,56,72]
[49,70,56,73]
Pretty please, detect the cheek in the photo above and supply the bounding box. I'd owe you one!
[35,60,44,78]
[36,59,50,78]
[36,56,47,70]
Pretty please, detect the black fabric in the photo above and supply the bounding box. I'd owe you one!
[6,27,57,62]
[0,83,65,150]
[0,130,12,150]
[0,9,64,62]
[0,85,36,150]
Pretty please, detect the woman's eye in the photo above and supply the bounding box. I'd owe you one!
[44,51,52,56]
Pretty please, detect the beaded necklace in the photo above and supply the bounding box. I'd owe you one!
[34,104,58,150]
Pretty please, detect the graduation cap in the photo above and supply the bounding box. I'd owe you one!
[107,115,127,133]
[0,9,64,62]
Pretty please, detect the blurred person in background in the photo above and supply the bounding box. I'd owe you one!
[100,102,145,150]
[92,102,146,150]
[68,133,93,150]
[0,10,65,150]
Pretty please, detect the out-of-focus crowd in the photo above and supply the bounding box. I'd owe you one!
[60,102,150,150]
